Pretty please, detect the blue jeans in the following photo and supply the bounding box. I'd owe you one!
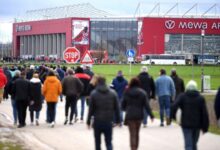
[47,102,57,123]
[11,99,17,124]
[158,95,171,124]
[143,109,148,125]
[46,103,57,123]
[93,120,113,150]
[80,96,85,120]
[182,128,200,150]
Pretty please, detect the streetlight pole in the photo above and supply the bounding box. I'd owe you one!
[201,29,205,93]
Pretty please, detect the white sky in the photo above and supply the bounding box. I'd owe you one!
[0,0,219,42]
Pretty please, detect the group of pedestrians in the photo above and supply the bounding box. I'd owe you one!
[0,64,217,150]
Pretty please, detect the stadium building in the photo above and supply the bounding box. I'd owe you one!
[12,3,220,62]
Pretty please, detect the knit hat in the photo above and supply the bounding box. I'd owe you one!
[141,66,148,72]
[186,80,198,91]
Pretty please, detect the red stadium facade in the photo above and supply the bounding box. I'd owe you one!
[13,17,220,61]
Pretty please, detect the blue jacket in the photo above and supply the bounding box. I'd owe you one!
[112,76,128,100]
[155,75,175,97]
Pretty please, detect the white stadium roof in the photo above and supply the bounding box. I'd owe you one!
[15,2,220,22]
[15,3,114,22]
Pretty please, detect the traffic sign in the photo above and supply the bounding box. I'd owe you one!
[63,47,80,63]
[80,50,94,64]
[126,49,135,57]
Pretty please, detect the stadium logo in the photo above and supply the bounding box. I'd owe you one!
[165,20,175,29]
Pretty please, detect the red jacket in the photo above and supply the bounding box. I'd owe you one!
[0,69,7,88]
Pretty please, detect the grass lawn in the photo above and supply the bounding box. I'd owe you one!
[91,64,220,90]
[0,142,23,150]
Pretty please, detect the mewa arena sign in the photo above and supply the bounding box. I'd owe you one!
[165,19,220,30]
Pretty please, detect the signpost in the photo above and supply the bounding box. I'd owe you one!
[80,50,94,64]
[126,49,135,74]
[63,47,80,63]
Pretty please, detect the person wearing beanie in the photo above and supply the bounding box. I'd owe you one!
[171,80,209,150]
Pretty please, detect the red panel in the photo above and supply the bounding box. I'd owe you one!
[140,17,220,55]
[13,17,89,57]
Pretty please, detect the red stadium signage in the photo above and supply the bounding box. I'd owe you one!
[63,47,80,63]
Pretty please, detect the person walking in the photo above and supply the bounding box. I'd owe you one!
[12,71,30,128]
[8,70,20,125]
[0,67,7,103]
[62,68,83,125]
[214,87,220,127]
[122,77,154,150]
[74,66,91,122]
[87,76,120,150]
[155,69,175,126]
[111,70,128,126]
[172,80,209,150]
[29,73,43,126]
[42,70,62,127]
[137,66,155,127]
[3,66,12,100]
[170,68,185,101]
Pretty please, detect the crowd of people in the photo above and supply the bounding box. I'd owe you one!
[0,63,219,150]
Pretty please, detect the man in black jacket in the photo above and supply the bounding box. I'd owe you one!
[13,71,30,128]
[87,76,120,150]
[170,68,185,101]
[137,66,155,127]
[62,68,83,125]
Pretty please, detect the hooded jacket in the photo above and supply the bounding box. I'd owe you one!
[42,76,62,102]
[87,84,120,125]
[112,76,128,100]
[172,90,209,133]
[29,77,42,111]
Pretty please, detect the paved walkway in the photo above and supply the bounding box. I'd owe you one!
[0,99,220,150]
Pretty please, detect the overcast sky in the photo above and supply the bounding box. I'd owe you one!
[0,0,219,42]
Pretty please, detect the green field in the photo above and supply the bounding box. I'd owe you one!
[90,64,220,90]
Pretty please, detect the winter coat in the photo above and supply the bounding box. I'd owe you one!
[171,90,209,133]
[56,68,65,80]
[87,85,120,125]
[8,76,19,100]
[3,68,12,99]
[137,72,155,99]
[214,88,220,120]
[0,69,7,88]
[42,76,62,102]
[171,74,185,99]
[74,73,91,96]
[122,87,154,122]
[29,78,43,111]
[112,76,128,100]
[13,77,30,101]
[62,75,83,97]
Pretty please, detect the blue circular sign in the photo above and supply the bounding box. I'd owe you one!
[126,49,135,57]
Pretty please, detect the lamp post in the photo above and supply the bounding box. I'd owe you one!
[201,29,205,93]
